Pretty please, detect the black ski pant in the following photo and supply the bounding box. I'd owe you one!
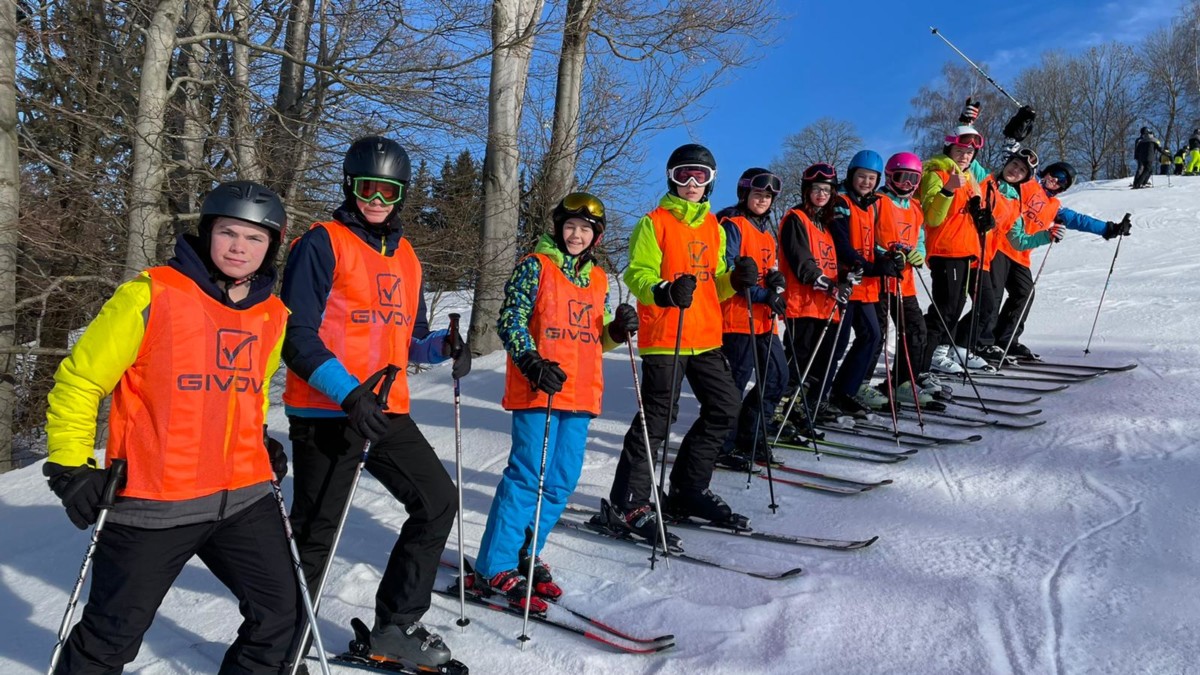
[55,495,297,675]
[720,330,788,453]
[609,349,740,510]
[870,292,927,387]
[784,316,840,416]
[990,252,1036,349]
[922,256,972,366]
[956,262,999,349]
[830,299,882,398]
[289,414,456,632]
[1133,159,1154,188]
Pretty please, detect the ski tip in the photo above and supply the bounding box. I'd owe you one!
[878,479,895,486]
[766,567,804,580]
[860,535,880,548]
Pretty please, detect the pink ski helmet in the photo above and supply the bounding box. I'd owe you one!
[885,152,922,194]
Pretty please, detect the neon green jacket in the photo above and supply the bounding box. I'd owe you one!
[624,193,734,356]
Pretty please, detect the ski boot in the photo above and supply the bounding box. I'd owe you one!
[1008,342,1040,362]
[665,489,750,530]
[471,569,548,614]
[714,450,761,473]
[930,345,965,374]
[341,617,468,674]
[855,383,889,410]
[974,344,1006,365]
[893,380,933,406]
[591,499,682,551]
[825,392,871,419]
[953,346,995,371]
[518,555,562,602]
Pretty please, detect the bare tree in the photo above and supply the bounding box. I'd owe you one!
[904,62,1014,170]
[771,117,862,209]
[1070,43,1140,180]
[0,0,16,471]
[1014,51,1081,166]
[541,0,599,205]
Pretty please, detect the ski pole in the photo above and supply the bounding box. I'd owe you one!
[270,478,331,675]
[288,365,399,675]
[915,267,989,413]
[47,459,127,675]
[929,27,1023,107]
[880,280,901,439]
[744,288,778,513]
[997,241,1054,372]
[805,305,848,437]
[896,282,926,430]
[773,302,840,447]
[656,307,687,507]
[1084,215,1128,354]
[625,339,671,569]
[517,395,555,649]
[448,313,470,631]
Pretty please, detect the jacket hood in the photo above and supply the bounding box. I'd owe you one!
[659,192,712,227]
[715,204,772,232]
[533,232,596,277]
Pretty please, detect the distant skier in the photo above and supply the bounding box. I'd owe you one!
[42,181,297,674]
[471,192,637,613]
[1133,127,1161,188]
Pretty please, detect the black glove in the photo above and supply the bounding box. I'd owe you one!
[1003,105,1037,142]
[874,251,905,279]
[845,266,865,286]
[967,195,996,234]
[607,303,638,343]
[516,351,567,395]
[1103,214,1132,240]
[264,428,288,480]
[44,462,108,530]
[340,367,391,442]
[812,274,835,295]
[442,323,471,380]
[652,274,697,308]
[765,290,787,316]
[834,283,852,305]
[958,97,981,124]
[762,269,786,291]
[730,256,759,293]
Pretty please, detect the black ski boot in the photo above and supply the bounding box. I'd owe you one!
[826,392,871,418]
[368,621,453,669]
[714,450,761,473]
[1008,342,1040,361]
[666,489,750,530]
[591,499,682,551]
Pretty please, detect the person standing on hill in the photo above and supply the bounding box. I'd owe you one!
[1133,127,1161,188]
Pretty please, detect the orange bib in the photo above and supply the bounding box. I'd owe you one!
[840,193,881,303]
[997,181,1058,267]
[720,214,778,335]
[503,254,607,414]
[876,196,923,297]
[284,221,421,413]
[637,207,724,351]
[107,266,285,501]
[779,209,840,322]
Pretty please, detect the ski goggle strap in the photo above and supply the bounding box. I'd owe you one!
[802,163,837,182]
[887,170,921,192]
[1011,147,1039,170]
[738,172,782,195]
[351,177,405,205]
[945,132,985,150]
[668,164,716,187]
[560,191,605,222]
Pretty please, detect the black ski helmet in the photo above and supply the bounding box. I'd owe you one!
[800,162,838,207]
[199,180,287,275]
[666,143,717,200]
[735,167,775,203]
[342,136,412,214]
[551,192,606,253]
[1038,161,1076,194]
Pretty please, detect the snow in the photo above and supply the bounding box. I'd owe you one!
[4,178,1200,674]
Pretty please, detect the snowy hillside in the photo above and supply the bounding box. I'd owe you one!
[4,178,1200,675]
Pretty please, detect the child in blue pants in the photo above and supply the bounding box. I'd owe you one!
[473,192,638,612]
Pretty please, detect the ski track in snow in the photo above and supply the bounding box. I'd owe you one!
[7,179,1200,674]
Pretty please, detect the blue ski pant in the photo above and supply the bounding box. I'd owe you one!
[830,299,882,397]
[475,409,592,578]
[721,331,787,452]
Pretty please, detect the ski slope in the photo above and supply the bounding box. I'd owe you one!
[3,177,1199,674]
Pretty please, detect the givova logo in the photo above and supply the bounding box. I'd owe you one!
[216,329,258,371]
[568,300,593,328]
[376,274,404,307]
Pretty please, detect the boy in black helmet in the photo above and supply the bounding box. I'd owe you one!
[594,143,758,545]
[42,181,297,674]
[281,136,472,669]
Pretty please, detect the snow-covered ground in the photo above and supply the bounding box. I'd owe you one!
[4,178,1199,674]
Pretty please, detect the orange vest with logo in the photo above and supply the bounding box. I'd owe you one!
[106,266,285,501]
[779,208,840,322]
[980,178,1022,271]
[637,207,724,351]
[503,254,607,415]
[876,195,923,297]
[998,181,1058,267]
[284,221,422,414]
[720,214,778,335]
[839,193,881,303]
[926,169,984,261]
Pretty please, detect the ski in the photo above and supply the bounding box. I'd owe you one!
[969,370,1097,384]
[944,399,1042,417]
[897,405,1046,430]
[430,583,675,654]
[816,422,942,446]
[436,559,674,646]
[563,504,876,551]
[964,393,1044,406]
[321,618,470,674]
[555,517,805,579]
[971,378,1069,393]
[772,440,910,464]
[775,430,921,455]
[757,462,894,489]
[823,421,983,445]
[1010,359,1137,373]
[758,474,873,494]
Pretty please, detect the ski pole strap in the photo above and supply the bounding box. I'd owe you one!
[98,460,127,510]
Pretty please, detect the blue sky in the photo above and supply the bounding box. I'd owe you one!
[629,0,1184,214]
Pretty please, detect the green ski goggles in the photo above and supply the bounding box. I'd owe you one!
[351,177,405,205]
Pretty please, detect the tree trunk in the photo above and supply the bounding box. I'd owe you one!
[0,0,17,471]
[469,0,545,355]
[268,0,314,193]
[231,0,263,181]
[180,0,212,214]
[543,0,597,206]
[124,0,186,278]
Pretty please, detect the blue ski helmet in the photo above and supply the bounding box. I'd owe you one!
[847,150,884,180]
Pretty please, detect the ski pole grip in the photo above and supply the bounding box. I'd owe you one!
[99,459,127,509]
[447,313,462,356]
[377,364,400,407]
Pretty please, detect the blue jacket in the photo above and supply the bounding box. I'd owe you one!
[716,204,775,304]
[281,201,449,414]
[1007,202,1108,250]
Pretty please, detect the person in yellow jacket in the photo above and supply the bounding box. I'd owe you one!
[41,181,297,674]
[594,143,760,546]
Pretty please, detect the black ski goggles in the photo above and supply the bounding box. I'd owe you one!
[738,172,782,196]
